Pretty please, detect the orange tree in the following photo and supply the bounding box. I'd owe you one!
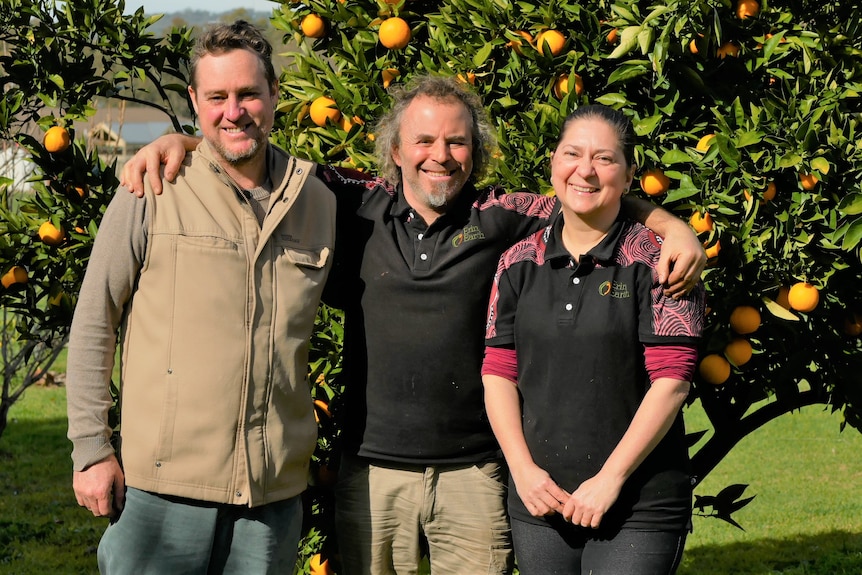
[0,0,194,436]
[269,0,862,566]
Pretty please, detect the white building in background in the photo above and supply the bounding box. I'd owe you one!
[0,143,38,192]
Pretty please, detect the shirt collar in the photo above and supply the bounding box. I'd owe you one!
[545,212,628,264]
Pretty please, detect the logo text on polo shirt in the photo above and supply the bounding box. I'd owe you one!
[452,225,486,247]
[598,280,630,299]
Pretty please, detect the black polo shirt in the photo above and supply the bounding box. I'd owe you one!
[318,166,558,464]
[485,215,704,531]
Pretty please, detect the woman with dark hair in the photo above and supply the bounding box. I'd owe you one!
[482,105,705,574]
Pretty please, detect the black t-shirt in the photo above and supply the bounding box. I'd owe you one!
[318,166,558,464]
[485,216,704,531]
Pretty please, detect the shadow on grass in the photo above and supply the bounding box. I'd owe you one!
[680,531,862,575]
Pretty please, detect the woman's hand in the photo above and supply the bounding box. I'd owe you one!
[511,461,570,518]
[561,472,624,529]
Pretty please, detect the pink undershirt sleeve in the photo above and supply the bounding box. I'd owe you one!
[481,346,518,384]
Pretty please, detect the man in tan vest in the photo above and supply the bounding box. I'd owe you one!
[66,20,336,574]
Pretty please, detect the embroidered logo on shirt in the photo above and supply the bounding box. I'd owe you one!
[599,280,630,299]
[452,224,486,247]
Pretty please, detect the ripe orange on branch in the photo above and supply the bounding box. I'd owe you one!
[717,41,740,59]
[640,169,670,196]
[536,29,566,56]
[1,266,29,289]
[799,172,819,190]
[699,354,731,385]
[43,126,71,153]
[309,553,333,575]
[553,73,583,99]
[38,221,66,246]
[730,305,761,334]
[301,14,326,38]
[689,211,714,234]
[309,96,341,127]
[507,30,533,55]
[736,0,760,19]
[724,338,753,366]
[788,282,819,312]
[379,17,411,50]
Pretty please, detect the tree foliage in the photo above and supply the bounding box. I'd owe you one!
[271,0,862,553]
[0,0,194,436]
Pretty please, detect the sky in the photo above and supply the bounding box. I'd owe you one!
[124,0,279,15]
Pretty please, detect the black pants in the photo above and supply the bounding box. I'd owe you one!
[511,517,686,575]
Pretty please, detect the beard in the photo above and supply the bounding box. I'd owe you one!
[210,132,267,166]
[403,172,466,211]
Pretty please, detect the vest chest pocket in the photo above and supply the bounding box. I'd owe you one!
[281,245,330,270]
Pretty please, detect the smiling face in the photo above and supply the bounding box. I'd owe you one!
[391,95,474,219]
[551,116,635,227]
[188,48,277,179]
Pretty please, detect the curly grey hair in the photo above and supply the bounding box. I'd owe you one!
[374,75,497,185]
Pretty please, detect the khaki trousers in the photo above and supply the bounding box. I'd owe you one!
[335,455,514,575]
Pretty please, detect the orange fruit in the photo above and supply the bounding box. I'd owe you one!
[301,14,326,38]
[730,305,761,334]
[689,211,714,234]
[553,73,584,99]
[43,126,71,153]
[689,34,703,54]
[696,134,715,152]
[309,96,341,127]
[640,169,670,196]
[1,265,29,289]
[309,553,333,575]
[843,312,862,337]
[38,221,66,246]
[536,29,566,56]
[799,172,819,190]
[456,72,477,85]
[704,240,721,259]
[379,17,411,50]
[507,30,533,55]
[724,338,753,366]
[699,354,731,385]
[788,282,819,312]
[763,181,777,201]
[341,115,364,132]
[775,286,791,309]
[736,0,760,19]
[717,41,740,59]
[382,67,400,89]
[607,28,619,44]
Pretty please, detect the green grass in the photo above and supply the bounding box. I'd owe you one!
[1,386,861,574]
[678,402,862,574]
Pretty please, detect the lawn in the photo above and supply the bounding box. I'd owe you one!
[1,385,860,574]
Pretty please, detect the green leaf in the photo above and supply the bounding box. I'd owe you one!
[841,216,862,251]
[762,297,799,321]
[810,156,830,174]
[608,26,641,59]
[661,149,692,165]
[838,193,862,216]
[472,42,493,68]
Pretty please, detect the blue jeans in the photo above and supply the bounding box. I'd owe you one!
[97,487,302,574]
[511,517,686,575]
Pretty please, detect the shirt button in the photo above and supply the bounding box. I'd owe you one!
[418,233,424,240]
[420,253,428,261]
[235,491,242,498]
[565,303,573,311]
[572,277,580,285]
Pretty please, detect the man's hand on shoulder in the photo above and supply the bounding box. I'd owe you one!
[120,134,200,197]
